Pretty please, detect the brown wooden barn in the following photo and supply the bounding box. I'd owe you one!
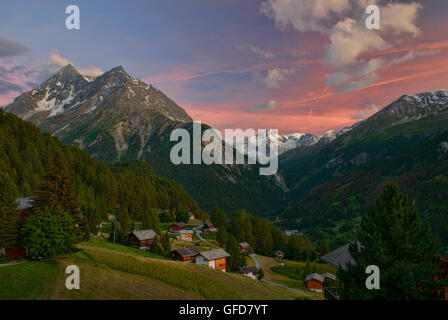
[0,197,34,259]
[239,242,250,252]
[169,222,187,233]
[128,230,157,249]
[437,256,448,300]
[305,273,324,292]
[196,249,230,272]
[171,247,201,262]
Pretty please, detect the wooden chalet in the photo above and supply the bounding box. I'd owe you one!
[437,256,448,300]
[202,224,217,234]
[239,242,250,252]
[128,230,157,249]
[188,212,196,220]
[169,222,187,233]
[274,250,285,260]
[171,247,201,262]
[178,229,193,241]
[196,249,230,272]
[305,273,324,292]
[239,266,259,280]
[0,197,34,259]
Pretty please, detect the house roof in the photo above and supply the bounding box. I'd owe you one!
[172,247,201,257]
[180,229,193,234]
[199,249,230,261]
[172,222,186,227]
[16,197,34,209]
[131,230,157,241]
[274,250,285,255]
[321,241,360,270]
[321,272,337,281]
[239,266,258,274]
[305,273,324,282]
[239,242,250,247]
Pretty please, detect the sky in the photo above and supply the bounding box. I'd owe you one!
[0,0,448,135]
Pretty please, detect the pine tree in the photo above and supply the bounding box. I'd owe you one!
[338,183,445,300]
[217,225,228,246]
[302,258,312,280]
[33,152,81,223]
[0,207,18,250]
[161,232,171,254]
[319,239,331,256]
[211,206,227,228]
[226,234,245,272]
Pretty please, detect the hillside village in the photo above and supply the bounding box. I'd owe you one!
[2,190,448,300]
[1,195,344,299]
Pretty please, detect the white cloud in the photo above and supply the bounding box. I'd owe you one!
[260,0,351,33]
[261,0,425,93]
[382,2,422,37]
[48,51,103,77]
[0,50,103,105]
[324,18,387,68]
[248,45,276,59]
[351,103,379,119]
[253,67,297,88]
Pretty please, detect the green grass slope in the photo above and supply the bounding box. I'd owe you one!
[0,239,305,300]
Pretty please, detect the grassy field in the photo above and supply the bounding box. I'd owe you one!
[0,238,306,300]
[255,255,336,300]
[271,260,336,284]
[0,260,60,299]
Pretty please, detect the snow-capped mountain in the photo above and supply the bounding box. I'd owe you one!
[6,64,192,162]
[5,64,287,214]
[236,125,360,158]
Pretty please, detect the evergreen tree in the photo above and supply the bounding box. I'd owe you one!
[302,258,312,280]
[211,206,227,228]
[0,172,19,251]
[33,152,81,223]
[319,239,331,256]
[141,212,152,230]
[217,225,228,246]
[312,262,317,273]
[338,183,445,300]
[0,206,18,250]
[226,234,245,272]
[109,217,121,245]
[161,232,171,254]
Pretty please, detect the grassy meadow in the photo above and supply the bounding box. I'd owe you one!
[0,238,307,300]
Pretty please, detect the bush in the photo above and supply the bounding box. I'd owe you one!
[21,209,76,258]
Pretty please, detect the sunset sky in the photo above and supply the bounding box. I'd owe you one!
[1,0,448,135]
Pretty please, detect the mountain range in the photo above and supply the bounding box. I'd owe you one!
[5,65,286,214]
[4,65,448,248]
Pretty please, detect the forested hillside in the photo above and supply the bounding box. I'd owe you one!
[0,109,198,233]
[277,93,448,248]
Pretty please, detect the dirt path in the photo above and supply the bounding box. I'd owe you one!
[193,228,220,248]
[250,254,311,297]
[0,259,26,268]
